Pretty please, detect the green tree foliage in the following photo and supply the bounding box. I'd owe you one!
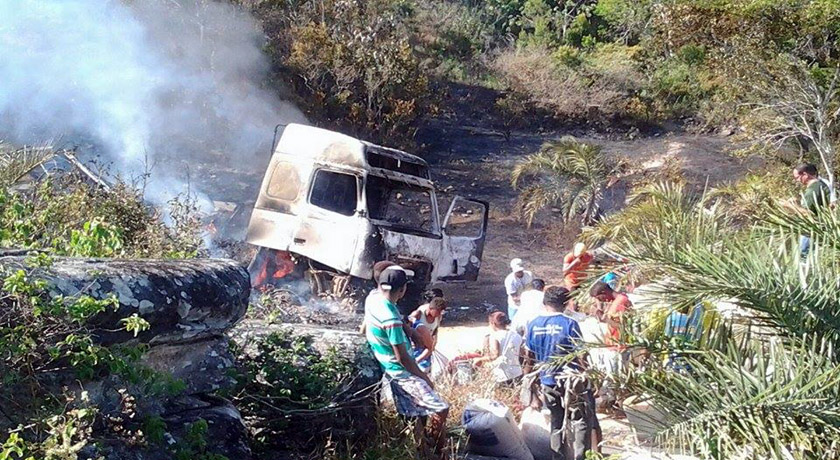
[585,180,840,458]
[512,138,616,226]
[252,0,428,145]
[0,148,205,259]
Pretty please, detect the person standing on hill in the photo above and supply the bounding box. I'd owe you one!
[505,258,533,319]
[790,163,831,256]
[365,268,449,459]
[563,242,593,291]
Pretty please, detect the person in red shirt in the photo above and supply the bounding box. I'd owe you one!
[563,242,593,291]
[589,281,632,347]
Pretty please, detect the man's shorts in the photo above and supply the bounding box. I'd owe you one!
[390,375,450,418]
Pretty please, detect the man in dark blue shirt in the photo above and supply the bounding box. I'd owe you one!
[524,286,599,460]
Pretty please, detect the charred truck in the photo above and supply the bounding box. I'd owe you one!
[246,124,489,312]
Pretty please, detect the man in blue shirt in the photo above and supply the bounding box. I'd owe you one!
[524,286,599,460]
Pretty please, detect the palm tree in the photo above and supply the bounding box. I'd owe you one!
[511,137,614,227]
[580,180,840,459]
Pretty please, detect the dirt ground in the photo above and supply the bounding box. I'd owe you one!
[417,117,764,325]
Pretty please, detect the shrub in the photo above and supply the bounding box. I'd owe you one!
[0,153,205,259]
[417,0,497,82]
[253,0,429,146]
[492,43,645,121]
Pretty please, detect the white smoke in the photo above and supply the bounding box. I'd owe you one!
[0,0,306,210]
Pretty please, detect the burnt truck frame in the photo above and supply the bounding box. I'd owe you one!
[246,124,489,309]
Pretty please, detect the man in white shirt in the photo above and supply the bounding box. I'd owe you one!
[504,258,533,319]
[513,278,545,335]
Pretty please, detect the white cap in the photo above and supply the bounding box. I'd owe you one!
[510,258,525,273]
[383,264,415,277]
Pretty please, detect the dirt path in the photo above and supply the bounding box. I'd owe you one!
[418,120,764,324]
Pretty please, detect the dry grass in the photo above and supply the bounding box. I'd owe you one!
[320,367,523,460]
[491,45,644,121]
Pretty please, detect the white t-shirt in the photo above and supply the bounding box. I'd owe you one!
[415,303,441,335]
[489,329,524,382]
[364,289,382,323]
[504,271,534,310]
[512,290,545,335]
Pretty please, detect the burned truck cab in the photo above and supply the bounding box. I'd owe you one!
[246,124,488,310]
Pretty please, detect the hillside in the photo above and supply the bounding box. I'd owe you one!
[1,1,840,460]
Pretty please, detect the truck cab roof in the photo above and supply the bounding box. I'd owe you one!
[276,124,431,182]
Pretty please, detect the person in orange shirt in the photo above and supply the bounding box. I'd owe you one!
[563,242,593,291]
[589,280,632,415]
[589,281,632,347]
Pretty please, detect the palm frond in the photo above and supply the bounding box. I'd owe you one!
[511,138,612,225]
[762,202,840,253]
[635,338,840,460]
[616,224,840,351]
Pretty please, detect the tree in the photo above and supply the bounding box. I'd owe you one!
[586,182,840,458]
[750,61,840,199]
[511,137,614,226]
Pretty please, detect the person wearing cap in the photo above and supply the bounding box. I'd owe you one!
[505,258,534,319]
[365,268,449,458]
[360,261,397,334]
[473,311,524,386]
[563,242,593,291]
[524,285,600,459]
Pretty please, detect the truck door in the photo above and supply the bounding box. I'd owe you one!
[439,196,489,282]
[290,168,363,273]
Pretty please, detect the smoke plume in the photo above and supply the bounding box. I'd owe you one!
[0,0,306,208]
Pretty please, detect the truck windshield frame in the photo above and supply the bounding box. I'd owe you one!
[365,175,440,238]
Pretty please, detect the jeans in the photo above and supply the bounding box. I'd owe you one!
[800,235,811,258]
[541,383,597,460]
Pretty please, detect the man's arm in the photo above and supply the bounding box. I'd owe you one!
[523,348,537,375]
[414,325,435,362]
[393,342,433,386]
[563,257,581,273]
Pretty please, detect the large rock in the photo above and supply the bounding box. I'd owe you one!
[233,320,381,382]
[0,256,252,460]
[0,256,249,344]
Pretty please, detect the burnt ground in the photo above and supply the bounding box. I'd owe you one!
[415,84,765,325]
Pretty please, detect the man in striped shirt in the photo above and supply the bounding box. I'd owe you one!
[366,268,449,459]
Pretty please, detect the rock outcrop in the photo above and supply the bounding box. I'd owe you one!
[0,256,251,460]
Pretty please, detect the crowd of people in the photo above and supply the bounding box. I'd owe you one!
[357,161,831,460]
[359,243,634,460]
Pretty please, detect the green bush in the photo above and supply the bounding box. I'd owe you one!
[253,0,428,146]
[0,167,204,259]
[646,50,714,119]
[493,43,645,121]
[593,0,652,44]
